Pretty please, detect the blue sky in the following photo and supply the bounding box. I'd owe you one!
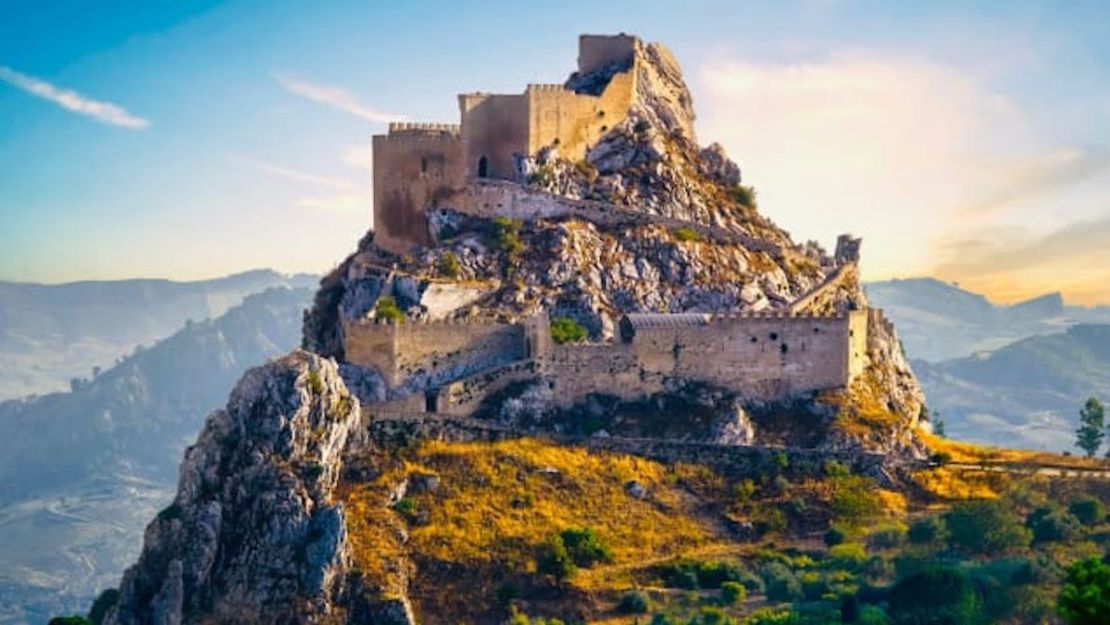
[2,1,1109,303]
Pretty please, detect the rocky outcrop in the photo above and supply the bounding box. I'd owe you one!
[105,352,360,625]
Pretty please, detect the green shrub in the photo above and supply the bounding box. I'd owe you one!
[559,527,612,567]
[1059,556,1110,625]
[888,567,982,625]
[944,500,1031,555]
[48,617,92,625]
[673,226,702,242]
[618,589,650,613]
[826,542,868,572]
[306,369,325,394]
[650,615,680,625]
[1026,506,1082,544]
[907,515,947,546]
[657,559,748,590]
[761,561,802,602]
[823,526,846,547]
[375,296,405,323]
[720,580,746,605]
[829,473,882,530]
[550,317,588,344]
[393,496,417,520]
[867,522,907,550]
[536,535,575,582]
[727,184,758,208]
[1069,497,1106,526]
[858,605,890,625]
[491,216,524,257]
[438,252,460,278]
[694,607,737,625]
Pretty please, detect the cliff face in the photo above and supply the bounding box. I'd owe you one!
[106,353,359,625]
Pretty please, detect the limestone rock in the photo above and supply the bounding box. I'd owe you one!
[105,352,360,625]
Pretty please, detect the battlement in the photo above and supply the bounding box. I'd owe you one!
[387,122,461,137]
[526,83,567,92]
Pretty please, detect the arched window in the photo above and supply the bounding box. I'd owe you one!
[477,155,489,178]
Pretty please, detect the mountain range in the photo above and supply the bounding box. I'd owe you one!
[0,269,316,400]
[0,284,314,625]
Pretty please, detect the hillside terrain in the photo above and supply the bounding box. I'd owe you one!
[0,286,312,625]
[916,325,1110,451]
[0,270,315,400]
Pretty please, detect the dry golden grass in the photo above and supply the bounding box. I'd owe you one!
[340,438,717,591]
[920,432,1109,469]
[912,466,1012,501]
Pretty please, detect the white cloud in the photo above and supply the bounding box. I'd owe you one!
[274,73,402,124]
[695,51,1097,285]
[0,65,150,129]
[298,193,369,214]
[229,154,358,190]
[341,144,373,173]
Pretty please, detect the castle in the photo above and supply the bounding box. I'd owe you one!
[347,34,887,418]
[372,34,641,254]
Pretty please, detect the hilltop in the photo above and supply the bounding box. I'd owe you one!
[77,34,1104,625]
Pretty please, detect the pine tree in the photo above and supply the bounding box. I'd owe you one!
[1075,397,1105,458]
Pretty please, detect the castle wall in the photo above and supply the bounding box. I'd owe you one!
[577,34,638,75]
[459,93,529,181]
[372,124,466,254]
[525,71,636,162]
[342,318,527,388]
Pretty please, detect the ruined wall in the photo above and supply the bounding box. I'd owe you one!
[525,71,636,161]
[459,93,529,181]
[544,343,647,405]
[342,318,527,387]
[577,34,638,75]
[373,124,465,254]
[635,313,867,398]
[849,309,870,380]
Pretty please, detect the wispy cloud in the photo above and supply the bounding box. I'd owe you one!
[341,144,373,173]
[298,193,369,214]
[274,73,402,123]
[229,154,357,190]
[0,65,150,129]
[963,148,1110,215]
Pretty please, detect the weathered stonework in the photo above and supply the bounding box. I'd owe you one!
[372,34,643,254]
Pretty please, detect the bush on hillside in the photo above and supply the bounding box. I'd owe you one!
[559,526,612,567]
[550,317,588,344]
[1069,497,1106,526]
[375,296,404,323]
[618,590,650,614]
[944,500,1031,555]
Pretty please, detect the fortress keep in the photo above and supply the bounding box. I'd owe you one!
[372,34,640,254]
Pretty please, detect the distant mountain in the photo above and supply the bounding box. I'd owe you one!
[0,285,314,625]
[0,269,317,400]
[915,324,1110,451]
[864,277,1107,362]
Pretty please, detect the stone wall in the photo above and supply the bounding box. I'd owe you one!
[458,93,529,181]
[342,318,528,387]
[372,124,466,253]
[345,310,869,408]
[438,179,781,255]
[577,34,639,75]
[524,70,636,162]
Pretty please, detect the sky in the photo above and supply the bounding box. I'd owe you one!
[1,1,1109,304]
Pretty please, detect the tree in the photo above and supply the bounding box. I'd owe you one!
[932,411,946,438]
[1076,397,1105,458]
[944,500,1031,555]
[536,535,575,583]
[888,567,982,625]
[1058,557,1110,625]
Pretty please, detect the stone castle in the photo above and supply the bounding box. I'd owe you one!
[346,33,890,419]
[373,34,642,254]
